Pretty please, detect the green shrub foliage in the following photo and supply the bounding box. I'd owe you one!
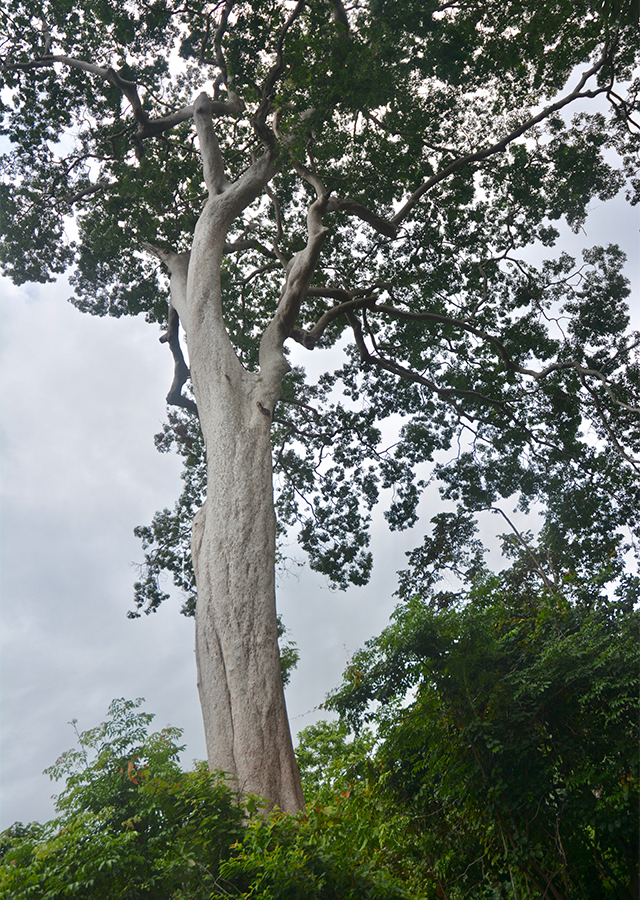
[328,533,640,900]
[0,699,409,899]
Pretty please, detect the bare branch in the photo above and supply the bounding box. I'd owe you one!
[290,294,375,349]
[346,309,371,363]
[485,506,555,590]
[223,238,277,259]
[265,184,288,267]
[253,0,306,146]
[259,189,330,377]
[143,242,197,414]
[213,0,235,88]
[194,91,230,195]
[63,181,114,206]
[326,196,398,237]
[160,305,199,416]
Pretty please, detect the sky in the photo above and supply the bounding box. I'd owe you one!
[1,172,638,831]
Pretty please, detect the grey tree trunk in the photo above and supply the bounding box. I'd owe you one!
[146,93,329,813]
[191,386,304,813]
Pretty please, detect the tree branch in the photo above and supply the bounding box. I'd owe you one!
[364,301,640,415]
[63,181,115,206]
[485,506,555,590]
[143,242,198,413]
[194,91,230,195]
[259,175,330,379]
[289,293,376,349]
[213,0,235,89]
[326,196,398,237]
[253,0,306,146]
[223,238,277,259]
[160,305,199,416]
[2,53,243,157]
[391,45,613,226]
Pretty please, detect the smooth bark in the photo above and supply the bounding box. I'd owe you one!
[153,97,305,812]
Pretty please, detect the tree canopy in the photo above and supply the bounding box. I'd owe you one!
[2,0,638,597]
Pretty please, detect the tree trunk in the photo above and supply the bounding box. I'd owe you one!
[159,97,309,812]
[189,358,305,813]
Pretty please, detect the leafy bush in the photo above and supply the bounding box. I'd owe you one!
[0,699,410,900]
[0,699,244,899]
[328,546,640,900]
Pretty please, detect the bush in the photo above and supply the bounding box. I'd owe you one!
[0,699,411,900]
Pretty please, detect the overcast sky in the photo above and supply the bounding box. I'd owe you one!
[1,179,638,829]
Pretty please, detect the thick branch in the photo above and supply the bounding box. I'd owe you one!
[194,92,230,195]
[143,242,198,414]
[63,181,114,205]
[326,197,398,237]
[259,183,330,378]
[224,238,277,259]
[160,306,199,415]
[212,0,235,87]
[290,293,376,349]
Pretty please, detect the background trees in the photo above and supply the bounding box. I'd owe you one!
[326,539,640,899]
[1,0,639,811]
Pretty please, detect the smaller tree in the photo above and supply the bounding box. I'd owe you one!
[329,524,640,900]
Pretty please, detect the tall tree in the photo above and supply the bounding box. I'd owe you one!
[1,0,638,811]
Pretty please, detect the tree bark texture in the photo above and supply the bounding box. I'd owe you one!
[158,99,305,812]
[186,243,304,814]
[191,393,304,813]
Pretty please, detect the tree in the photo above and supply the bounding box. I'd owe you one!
[328,534,640,899]
[1,0,638,811]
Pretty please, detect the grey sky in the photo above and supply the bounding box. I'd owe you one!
[1,183,638,829]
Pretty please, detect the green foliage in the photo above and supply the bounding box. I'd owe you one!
[2,1,639,603]
[0,699,411,900]
[0,698,245,899]
[328,546,640,899]
[214,804,412,900]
